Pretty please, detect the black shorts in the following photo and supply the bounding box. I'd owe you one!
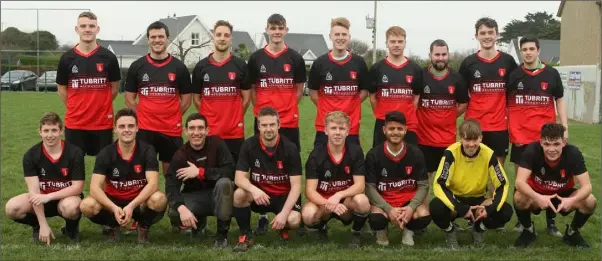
[65,128,113,156]
[137,129,183,162]
[482,130,509,157]
[419,145,447,173]
[510,144,528,164]
[372,119,419,148]
[314,131,360,148]
[250,194,302,214]
[223,138,244,163]
[531,188,577,216]
[254,118,301,151]
[43,200,61,218]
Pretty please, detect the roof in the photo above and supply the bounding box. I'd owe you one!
[512,38,560,64]
[134,15,198,46]
[263,33,329,57]
[99,40,148,56]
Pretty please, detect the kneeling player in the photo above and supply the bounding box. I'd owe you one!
[79,108,167,243]
[165,113,235,248]
[5,112,85,245]
[513,123,596,248]
[429,119,512,249]
[365,111,431,246]
[232,107,303,252]
[302,111,370,248]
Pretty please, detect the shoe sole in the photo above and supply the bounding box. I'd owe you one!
[515,236,536,247]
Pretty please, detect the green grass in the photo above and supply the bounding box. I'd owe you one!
[1,92,600,260]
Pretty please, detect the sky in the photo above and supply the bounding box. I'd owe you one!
[1,1,561,58]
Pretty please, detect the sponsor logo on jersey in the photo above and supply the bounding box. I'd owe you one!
[474,70,481,78]
[168,72,176,82]
[197,156,207,162]
[381,168,388,177]
[72,65,78,74]
[424,85,431,94]
[380,87,413,98]
[448,86,455,94]
[61,168,69,177]
[112,168,120,177]
[471,82,506,93]
[405,166,413,176]
[259,77,294,88]
[260,65,267,73]
[498,68,506,77]
[382,74,388,83]
[350,71,357,80]
[141,87,149,96]
[541,81,548,91]
[325,72,332,81]
[203,73,210,82]
[283,64,291,72]
[134,164,142,174]
[228,72,236,80]
[514,95,552,105]
[277,161,283,169]
[406,75,413,84]
[377,179,416,192]
[142,73,149,82]
[96,63,104,72]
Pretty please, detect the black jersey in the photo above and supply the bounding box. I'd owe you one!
[305,141,365,198]
[23,141,85,194]
[56,44,121,130]
[519,142,587,195]
[125,54,192,137]
[365,142,427,207]
[236,135,302,196]
[93,140,159,200]
[192,54,249,139]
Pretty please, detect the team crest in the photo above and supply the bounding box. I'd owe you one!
[228,72,236,80]
[277,161,283,169]
[498,68,506,77]
[344,166,350,175]
[349,71,357,80]
[96,63,104,72]
[406,75,413,84]
[448,86,455,94]
[560,169,566,179]
[541,82,548,90]
[405,166,413,176]
[134,164,142,174]
[61,168,69,177]
[168,73,176,82]
[283,64,291,72]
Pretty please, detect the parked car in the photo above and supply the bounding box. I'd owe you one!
[1,70,38,91]
[37,71,58,91]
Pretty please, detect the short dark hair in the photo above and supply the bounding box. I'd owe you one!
[267,13,286,26]
[147,21,170,38]
[384,111,407,126]
[78,11,97,21]
[39,112,63,129]
[459,119,482,140]
[541,123,565,141]
[430,39,448,53]
[474,17,498,34]
[214,20,233,33]
[185,113,208,128]
[114,108,137,124]
[519,36,539,50]
[257,106,279,119]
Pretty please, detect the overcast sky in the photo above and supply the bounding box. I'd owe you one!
[1,1,561,58]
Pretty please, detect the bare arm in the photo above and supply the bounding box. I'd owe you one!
[413,95,420,109]
[110,81,120,100]
[241,90,251,114]
[456,103,468,117]
[127,170,159,208]
[310,90,319,106]
[46,181,84,201]
[359,90,369,102]
[369,93,377,112]
[334,175,365,199]
[58,85,68,107]
[180,94,192,113]
[234,170,261,193]
[25,177,48,227]
[90,174,119,212]
[295,83,304,103]
[193,93,201,111]
[570,172,592,202]
[305,179,328,206]
[515,167,542,200]
[280,175,302,215]
[250,85,257,106]
[124,92,137,110]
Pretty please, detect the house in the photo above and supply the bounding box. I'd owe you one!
[256,33,329,66]
[557,0,602,66]
[506,37,560,65]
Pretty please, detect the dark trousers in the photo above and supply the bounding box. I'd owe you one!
[429,196,513,230]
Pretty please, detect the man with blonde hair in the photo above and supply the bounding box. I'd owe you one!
[302,111,370,248]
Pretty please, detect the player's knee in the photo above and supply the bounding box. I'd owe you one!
[513,190,530,210]
[352,194,370,214]
[414,204,430,218]
[498,202,513,224]
[301,203,319,225]
[428,197,449,217]
[215,177,234,196]
[5,197,26,219]
[147,191,167,211]
[406,215,432,231]
[233,188,251,207]
[287,212,302,230]
[59,197,82,219]
[582,194,597,213]
[368,213,388,231]
[80,197,101,217]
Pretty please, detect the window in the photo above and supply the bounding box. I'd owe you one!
[191,33,200,46]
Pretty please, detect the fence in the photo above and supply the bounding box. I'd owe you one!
[555,64,602,124]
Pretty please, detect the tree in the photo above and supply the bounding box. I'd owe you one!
[499,11,560,43]
[348,39,369,56]
[233,43,251,61]
[0,27,31,50]
[58,44,73,52]
[363,49,387,67]
[170,35,212,66]
[29,30,58,51]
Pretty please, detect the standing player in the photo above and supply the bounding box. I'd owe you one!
[165,113,235,249]
[308,17,370,147]
[56,11,121,157]
[5,112,85,245]
[302,111,371,248]
[507,36,569,234]
[365,111,431,246]
[231,107,303,252]
[416,39,469,177]
[369,26,422,147]
[513,123,596,248]
[79,109,167,243]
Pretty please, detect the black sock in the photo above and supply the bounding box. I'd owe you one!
[546,208,556,225]
[89,209,119,227]
[217,218,231,236]
[13,213,39,228]
[405,216,432,231]
[473,220,485,232]
[570,210,592,231]
[233,206,251,235]
[64,215,81,233]
[514,205,532,229]
[308,220,326,230]
[140,208,165,228]
[351,212,369,232]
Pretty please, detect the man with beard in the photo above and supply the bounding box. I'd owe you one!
[430,119,512,249]
[79,108,167,243]
[364,111,430,246]
[125,21,192,232]
[165,113,235,249]
[231,107,303,252]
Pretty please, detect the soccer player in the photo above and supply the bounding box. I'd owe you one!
[192,20,250,163]
[513,123,596,248]
[231,107,303,252]
[302,111,370,248]
[308,17,370,147]
[430,119,513,249]
[79,108,167,243]
[416,39,469,177]
[507,36,569,234]
[365,111,431,246]
[56,11,121,156]
[5,112,85,245]
[165,113,235,249]
[369,26,422,147]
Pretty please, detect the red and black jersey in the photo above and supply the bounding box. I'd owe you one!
[236,135,302,196]
[93,140,159,200]
[459,51,518,131]
[192,54,249,139]
[308,51,370,135]
[125,54,192,137]
[365,142,427,207]
[507,64,563,144]
[246,45,306,128]
[305,141,365,198]
[56,44,121,130]
[369,57,423,131]
[23,141,85,194]
[416,67,469,147]
[519,142,587,195]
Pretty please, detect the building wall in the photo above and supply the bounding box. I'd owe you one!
[168,20,213,67]
[555,65,601,123]
[559,1,601,66]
